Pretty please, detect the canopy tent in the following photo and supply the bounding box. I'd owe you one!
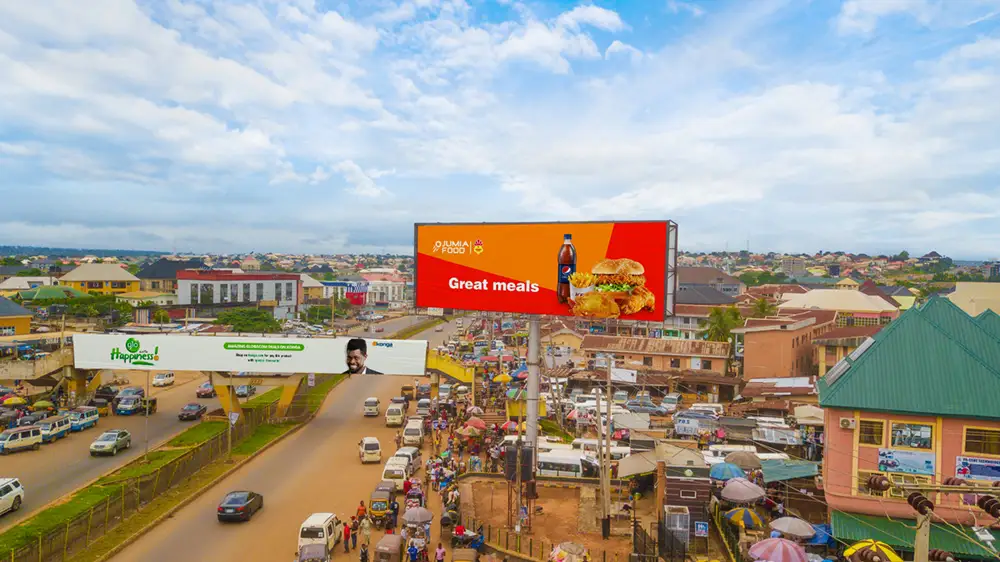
[616,451,659,478]
[760,459,819,483]
[793,405,825,426]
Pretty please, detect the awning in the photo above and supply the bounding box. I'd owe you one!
[831,511,1000,559]
[760,459,819,483]
[617,451,659,478]
[794,405,824,426]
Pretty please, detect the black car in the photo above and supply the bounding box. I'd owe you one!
[235,385,256,398]
[178,403,207,421]
[416,384,432,400]
[94,385,120,403]
[217,490,264,522]
[113,386,144,407]
[18,412,47,427]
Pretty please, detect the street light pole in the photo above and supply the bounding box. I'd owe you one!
[144,371,150,460]
[227,371,233,459]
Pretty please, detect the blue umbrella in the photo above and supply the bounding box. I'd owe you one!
[710,462,746,481]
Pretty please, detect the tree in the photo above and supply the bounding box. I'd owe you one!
[127,264,141,275]
[152,309,171,323]
[892,251,910,262]
[323,272,335,281]
[1,257,22,266]
[750,298,778,318]
[215,308,281,333]
[15,268,43,277]
[700,305,743,372]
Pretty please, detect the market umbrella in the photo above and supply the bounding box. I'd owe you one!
[401,506,434,525]
[493,374,512,383]
[514,371,528,380]
[457,426,481,437]
[3,397,26,406]
[465,417,487,430]
[500,420,519,431]
[466,405,484,415]
[710,462,746,481]
[31,400,54,410]
[721,477,766,503]
[724,507,763,529]
[566,409,579,420]
[769,517,816,540]
[843,541,903,562]
[726,451,762,470]
[748,538,809,562]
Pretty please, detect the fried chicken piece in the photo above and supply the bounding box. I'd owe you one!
[570,292,621,318]
[621,286,656,315]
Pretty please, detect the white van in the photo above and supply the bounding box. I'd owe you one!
[385,406,404,427]
[38,415,71,443]
[702,444,756,465]
[298,513,343,554]
[537,452,600,478]
[359,437,382,464]
[381,458,411,490]
[690,403,725,416]
[364,397,380,417]
[151,372,175,387]
[392,446,423,474]
[0,426,42,455]
[402,420,424,447]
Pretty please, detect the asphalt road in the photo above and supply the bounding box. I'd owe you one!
[110,319,459,562]
[0,315,428,532]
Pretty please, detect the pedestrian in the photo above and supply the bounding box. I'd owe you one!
[361,514,373,545]
[351,516,360,550]
[407,543,420,562]
[435,543,446,562]
[424,521,432,543]
[344,521,352,553]
[390,499,400,529]
[360,543,370,562]
[357,500,367,519]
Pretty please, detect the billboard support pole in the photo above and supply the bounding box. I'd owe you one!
[525,317,540,473]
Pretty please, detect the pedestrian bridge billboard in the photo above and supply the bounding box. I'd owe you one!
[73,333,427,376]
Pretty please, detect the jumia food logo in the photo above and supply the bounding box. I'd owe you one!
[110,338,160,366]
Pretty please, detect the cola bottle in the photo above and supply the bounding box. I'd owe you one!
[557,234,576,304]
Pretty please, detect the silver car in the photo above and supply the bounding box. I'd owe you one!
[90,429,132,457]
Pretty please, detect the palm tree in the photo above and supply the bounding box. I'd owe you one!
[750,297,778,318]
[700,305,743,371]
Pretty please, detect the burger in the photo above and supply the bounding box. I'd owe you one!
[592,258,646,295]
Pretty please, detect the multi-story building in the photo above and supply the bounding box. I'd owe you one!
[176,270,301,320]
[781,256,808,278]
[732,309,837,379]
[362,273,407,307]
[677,267,745,296]
[812,325,884,377]
[299,274,324,303]
[321,278,370,306]
[135,258,205,292]
[58,264,140,295]
[0,296,31,336]
[581,335,730,374]
[818,298,1000,559]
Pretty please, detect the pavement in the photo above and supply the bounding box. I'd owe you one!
[108,319,459,562]
[0,315,426,532]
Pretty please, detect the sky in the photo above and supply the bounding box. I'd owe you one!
[1,0,999,258]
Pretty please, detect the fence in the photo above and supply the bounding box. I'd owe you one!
[711,502,745,562]
[7,402,278,562]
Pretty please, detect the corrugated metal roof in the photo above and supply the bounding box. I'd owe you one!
[0,296,31,317]
[677,267,741,285]
[819,297,1000,419]
[760,459,818,482]
[581,335,730,358]
[830,511,1000,559]
[677,284,737,305]
[780,289,898,312]
[60,263,140,282]
[976,310,1000,339]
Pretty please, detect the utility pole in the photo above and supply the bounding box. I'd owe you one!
[914,511,931,562]
[603,353,613,538]
[144,371,151,460]
[525,317,540,470]
[227,371,234,459]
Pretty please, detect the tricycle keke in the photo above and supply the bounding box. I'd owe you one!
[296,543,331,562]
[375,533,404,562]
[370,484,396,529]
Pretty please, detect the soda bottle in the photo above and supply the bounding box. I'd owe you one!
[557,234,576,304]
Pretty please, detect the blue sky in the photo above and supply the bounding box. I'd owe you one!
[0,0,998,258]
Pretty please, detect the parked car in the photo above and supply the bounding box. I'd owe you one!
[89,429,131,456]
[93,385,120,403]
[195,382,217,398]
[113,386,144,407]
[235,385,256,398]
[217,490,264,522]
[178,403,207,421]
[625,400,670,416]
[151,372,175,387]
[416,384,432,400]
[0,478,24,516]
[374,327,385,333]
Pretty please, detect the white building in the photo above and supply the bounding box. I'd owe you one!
[176,270,301,320]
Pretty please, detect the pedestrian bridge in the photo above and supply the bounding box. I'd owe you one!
[425,353,474,384]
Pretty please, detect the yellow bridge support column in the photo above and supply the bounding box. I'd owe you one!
[214,372,243,416]
[276,374,304,418]
[85,370,104,393]
[66,366,87,404]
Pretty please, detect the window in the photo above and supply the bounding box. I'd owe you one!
[151,281,160,289]
[242,283,251,302]
[87,281,102,289]
[679,490,698,499]
[190,283,199,304]
[965,428,1000,456]
[703,360,713,370]
[0,327,14,337]
[670,358,680,368]
[111,282,127,289]
[256,283,263,301]
[643,357,653,367]
[0,485,11,497]
[275,283,282,301]
[220,284,228,303]
[200,284,214,304]
[891,422,932,450]
[859,420,884,446]
[286,282,293,301]
[231,284,238,303]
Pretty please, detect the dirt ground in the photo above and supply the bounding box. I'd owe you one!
[470,481,632,558]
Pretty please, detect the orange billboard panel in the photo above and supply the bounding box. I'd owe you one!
[414,221,678,319]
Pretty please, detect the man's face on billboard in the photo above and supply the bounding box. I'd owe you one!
[346,349,366,374]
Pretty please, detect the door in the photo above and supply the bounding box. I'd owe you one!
[0,484,12,512]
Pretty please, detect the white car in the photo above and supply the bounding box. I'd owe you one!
[0,478,24,516]
[151,372,175,387]
[359,437,382,463]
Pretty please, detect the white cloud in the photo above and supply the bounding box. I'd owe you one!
[334,160,391,197]
[836,0,936,35]
[605,40,643,61]
[555,5,626,32]
[667,0,705,18]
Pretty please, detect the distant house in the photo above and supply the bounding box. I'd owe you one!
[115,291,178,307]
[0,266,27,283]
[732,309,837,380]
[676,284,736,306]
[0,296,32,336]
[779,289,899,327]
[812,324,885,377]
[135,258,205,293]
[59,264,140,295]
[677,267,745,295]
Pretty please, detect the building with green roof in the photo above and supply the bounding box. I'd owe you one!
[818,297,1000,559]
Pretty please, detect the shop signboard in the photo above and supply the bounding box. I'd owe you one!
[74,333,427,376]
[956,456,1000,482]
[695,522,709,538]
[414,221,678,319]
[877,448,936,476]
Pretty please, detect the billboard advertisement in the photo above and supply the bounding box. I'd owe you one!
[414,221,677,319]
[956,456,1000,482]
[878,448,936,476]
[73,334,427,376]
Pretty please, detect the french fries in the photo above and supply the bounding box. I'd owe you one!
[568,272,596,288]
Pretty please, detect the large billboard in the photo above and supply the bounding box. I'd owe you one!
[414,221,677,319]
[73,334,427,376]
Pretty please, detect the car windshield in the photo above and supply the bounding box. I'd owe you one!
[123,389,140,395]
[372,500,387,510]
[201,383,212,388]
[364,443,379,451]
[391,397,404,403]
[120,398,137,406]
[222,492,249,505]
[154,374,166,379]
[385,469,404,478]
[183,404,200,411]
[300,527,325,539]
[404,429,420,436]
[0,434,9,442]
[98,433,118,442]
[365,400,378,406]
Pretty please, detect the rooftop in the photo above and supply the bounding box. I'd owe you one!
[0,296,31,317]
[818,297,1000,419]
[60,263,140,282]
[135,258,205,279]
[742,377,816,398]
[116,291,172,300]
[677,267,741,286]
[677,284,737,305]
[0,277,55,290]
[581,335,730,359]
[813,324,885,345]
[779,289,899,313]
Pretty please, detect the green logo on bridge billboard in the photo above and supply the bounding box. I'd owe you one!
[110,337,160,366]
[222,342,305,351]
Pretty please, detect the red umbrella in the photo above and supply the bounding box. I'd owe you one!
[501,420,518,431]
[465,417,487,430]
[749,538,809,562]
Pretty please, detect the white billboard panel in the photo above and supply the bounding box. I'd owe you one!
[73,334,427,376]
[425,307,445,317]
